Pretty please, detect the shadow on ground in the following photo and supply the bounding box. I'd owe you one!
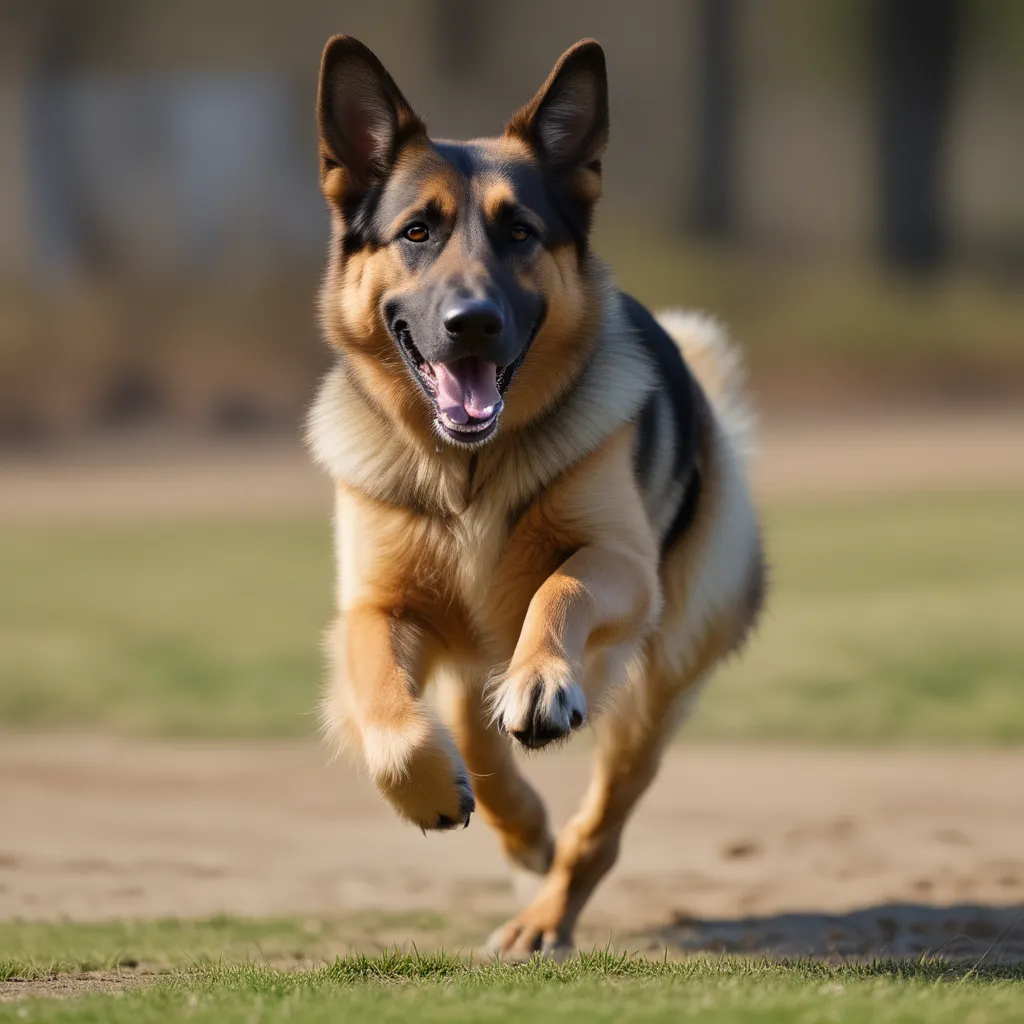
[641,903,1024,963]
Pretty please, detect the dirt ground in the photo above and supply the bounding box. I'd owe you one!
[0,972,137,1003]
[3,736,1023,963]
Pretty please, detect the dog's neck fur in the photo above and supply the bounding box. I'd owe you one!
[307,277,656,519]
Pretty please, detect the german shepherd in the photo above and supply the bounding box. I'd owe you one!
[307,36,765,958]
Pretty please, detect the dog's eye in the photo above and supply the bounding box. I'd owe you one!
[509,224,532,243]
[404,224,430,243]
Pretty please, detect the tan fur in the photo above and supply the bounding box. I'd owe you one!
[435,670,554,870]
[309,36,765,956]
[484,419,761,955]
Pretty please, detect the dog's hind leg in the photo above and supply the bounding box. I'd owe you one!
[436,671,555,884]
[483,648,711,960]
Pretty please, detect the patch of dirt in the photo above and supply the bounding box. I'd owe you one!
[0,410,1022,523]
[752,410,1024,499]
[0,971,144,1003]
[2,737,1023,962]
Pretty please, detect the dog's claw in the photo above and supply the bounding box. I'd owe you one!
[428,783,475,832]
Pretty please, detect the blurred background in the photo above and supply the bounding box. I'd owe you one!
[1,0,1024,965]
[1,0,1022,439]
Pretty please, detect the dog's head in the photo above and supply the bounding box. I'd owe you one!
[317,36,608,447]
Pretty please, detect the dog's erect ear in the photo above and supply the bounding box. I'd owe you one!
[317,35,425,201]
[505,40,608,177]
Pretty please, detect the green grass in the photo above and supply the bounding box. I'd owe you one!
[693,490,1024,743]
[3,948,1024,1023]
[0,520,331,736]
[0,915,453,980]
[1,491,1022,742]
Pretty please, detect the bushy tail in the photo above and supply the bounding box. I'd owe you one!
[655,310,757,463]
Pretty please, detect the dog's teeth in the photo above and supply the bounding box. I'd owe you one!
[440,412,495,432]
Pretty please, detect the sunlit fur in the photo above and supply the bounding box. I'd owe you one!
[307,36,766,959]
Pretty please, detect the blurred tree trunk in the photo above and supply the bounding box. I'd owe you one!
[689,0,737,241]
[434,0,487,81]
[874,0,960,274]
[25,0,88,281]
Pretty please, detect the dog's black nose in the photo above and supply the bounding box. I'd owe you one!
[443,300,504,344]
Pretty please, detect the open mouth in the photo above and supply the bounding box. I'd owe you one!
[393,323,507,444]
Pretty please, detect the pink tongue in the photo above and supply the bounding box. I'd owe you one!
[430,358,501,424]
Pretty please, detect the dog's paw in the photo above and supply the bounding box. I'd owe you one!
[491,657,586,750]
[364,721,475,831]
[482,912,574,962]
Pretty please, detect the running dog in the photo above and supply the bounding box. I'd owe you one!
[307,35,766,958]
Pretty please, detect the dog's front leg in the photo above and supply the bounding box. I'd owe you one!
[323,606,475,830]
[491,546,659,750]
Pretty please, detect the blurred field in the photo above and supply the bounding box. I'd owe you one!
[2,487,1021,743]
[0,518,329,736]
[697,490,1024,744]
